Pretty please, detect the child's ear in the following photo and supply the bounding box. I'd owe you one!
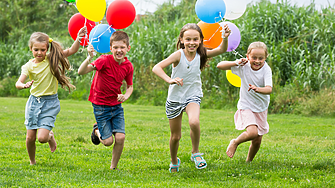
[127,45,131,51]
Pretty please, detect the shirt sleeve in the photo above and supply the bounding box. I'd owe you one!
[264,66,273,87]
[21,62,29,76]
[91,55,106,71]
[231,65,242,77]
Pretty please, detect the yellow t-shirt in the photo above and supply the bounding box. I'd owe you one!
[21,58,58,97]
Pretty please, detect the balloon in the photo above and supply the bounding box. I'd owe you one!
[197,21,222,49]
[195,0,226,23]
[68,13,96,46]
[106,0,136,29]
[226,70,241,87]
[77,0,106,22]
[219,22,241,52]
[89,24,115,53]
[223,0,247,20]
[65,0,75,2]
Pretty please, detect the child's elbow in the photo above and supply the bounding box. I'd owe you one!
[267,86,272,94]
[152,65,157,73]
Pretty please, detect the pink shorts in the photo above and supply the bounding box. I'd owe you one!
[234,109,269,135]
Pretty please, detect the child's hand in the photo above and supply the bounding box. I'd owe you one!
[235,58,249,67]
[248,84,258,92]
[87,44,95,58]
[169,77,183,86]
[23,80,34,89]
[117,94,127,102]
[77,26,87,39]
[221,24,231,38]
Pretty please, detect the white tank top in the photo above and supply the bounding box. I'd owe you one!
[167,49,203,102]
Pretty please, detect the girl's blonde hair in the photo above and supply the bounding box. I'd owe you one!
[247,41,268,57]
[176,23,208,70]
[29,32,75,92]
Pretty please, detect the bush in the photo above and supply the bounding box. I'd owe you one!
[294,88,335,117]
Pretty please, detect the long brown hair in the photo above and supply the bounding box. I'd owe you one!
[176,23,208,70]
[29,32,75,92]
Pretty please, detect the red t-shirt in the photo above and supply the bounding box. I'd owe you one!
[88,55,134,106]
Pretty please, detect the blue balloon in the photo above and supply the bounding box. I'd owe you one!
[195,0,226,24]
[89,24,115,53]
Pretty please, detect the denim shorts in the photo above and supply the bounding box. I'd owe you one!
[92,103,125,140]
[25,94,60,131]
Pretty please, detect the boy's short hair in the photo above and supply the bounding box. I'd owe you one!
[110,31,129,47]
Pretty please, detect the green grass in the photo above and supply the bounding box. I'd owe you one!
[0,97,334,187]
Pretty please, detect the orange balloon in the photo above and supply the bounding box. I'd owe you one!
[197,21,223,49]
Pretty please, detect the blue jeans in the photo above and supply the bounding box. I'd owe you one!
[92,103,125,140]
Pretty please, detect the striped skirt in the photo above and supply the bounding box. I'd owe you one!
[165,96,201,119]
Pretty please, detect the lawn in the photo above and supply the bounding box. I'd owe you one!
[0,97,334,187]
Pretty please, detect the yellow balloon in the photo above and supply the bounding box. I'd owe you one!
[77,0,106,22]
[226,70,241,87]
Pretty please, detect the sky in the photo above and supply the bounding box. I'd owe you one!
[106,0,335,15]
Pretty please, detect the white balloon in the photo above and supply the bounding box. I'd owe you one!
[223,0,247,20]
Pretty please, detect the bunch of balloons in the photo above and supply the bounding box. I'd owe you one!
[67,0,136,53]
[195,0,247,87]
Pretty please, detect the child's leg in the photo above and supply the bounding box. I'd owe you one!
[97,130,114,146]
[37,128,57,152]
[110,133,125,170]
[246,135,262,162]
[26,129,37,165]
[185,103,207,168]
[185,103,201,154]
[226,125,258,158]
[169,114,183,171]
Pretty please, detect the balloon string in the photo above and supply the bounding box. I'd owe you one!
[214,12,224,24]
[204,13,225,43]
[204,26,221,42]
[232,50,244,58]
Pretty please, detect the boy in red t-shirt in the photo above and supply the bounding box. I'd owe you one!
[78,31,134,170]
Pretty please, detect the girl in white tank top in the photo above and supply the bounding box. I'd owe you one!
[152,23,231,172]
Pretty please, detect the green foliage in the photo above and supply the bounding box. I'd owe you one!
[1,0,335,114]
[294,88,335,116]
[0,97,334,187]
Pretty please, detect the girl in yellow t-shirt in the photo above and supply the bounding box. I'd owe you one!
[15,27,86,165]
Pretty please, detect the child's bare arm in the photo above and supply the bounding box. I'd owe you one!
[152,51,183,86]
[207,24,231,58]
[217,58,248,70]
[78,44,96,75]
[64,26,87,57]
[118,85,133,102]
[16,74,34,90]
[248,85,272,94]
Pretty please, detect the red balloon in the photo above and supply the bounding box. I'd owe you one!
[68,13,96,46]
[106,0,136,29]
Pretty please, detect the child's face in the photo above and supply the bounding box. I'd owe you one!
[110,41,130,63]
[31,42,48,63]
[180,29,201,53]
[247,48,267,71]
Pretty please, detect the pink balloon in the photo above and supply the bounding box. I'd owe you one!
[68,13,96,46]
[106,0,136,29]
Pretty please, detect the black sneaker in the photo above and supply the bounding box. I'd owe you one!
[91,123,100,145]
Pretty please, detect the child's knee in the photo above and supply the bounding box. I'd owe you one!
[189,119,199,129]
[114,133,125,144]
[37,135,49,143]
[252,136,262,146]
[26,134,36,142]
[170,134,181,142]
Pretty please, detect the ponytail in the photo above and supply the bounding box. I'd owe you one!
[47,40,76,92]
